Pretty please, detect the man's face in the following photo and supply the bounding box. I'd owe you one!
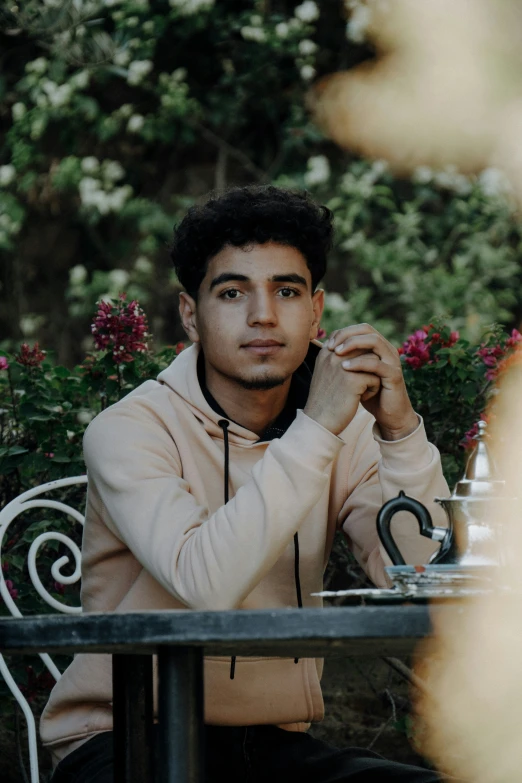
[180,242,324,390]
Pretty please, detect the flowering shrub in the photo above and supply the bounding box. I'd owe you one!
[399,322,522,485]
[2,1,522,365]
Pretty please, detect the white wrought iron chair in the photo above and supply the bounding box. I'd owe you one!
[0,475,87,783]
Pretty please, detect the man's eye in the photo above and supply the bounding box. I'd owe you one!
[221,289,241,299]
[279,287,299,298]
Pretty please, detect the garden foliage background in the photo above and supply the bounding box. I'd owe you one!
[2,0,522,779]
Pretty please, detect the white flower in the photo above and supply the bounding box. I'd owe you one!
[294,1,319,23]
[81,156,100,174]
[325,292,349,312]
[118,104,134,118]
[300,64,316,81]
[172,67,187,82]
[433,165,472,195]
[371,159,388,177]
[412,165,433,185]
[250,14,263,26]
[69,264,88,285]
[127,114,145,133]
[114,49,131,67]
[102,160,125,182]
[346,3,372,43]
[27,57,48,74]
[479,167,512,198]
[0,165,16,187]
[275,22,290,38]
[12,103,26,121]
[127,60,153,86]
[77,410,95,426]
[19,315,39,336]
[126,16,139,27]
[169,0,215,15]
[240,26,266,43]
[42,80,72,108]
[135,256,153,273]
[71,70,89,89]
[109,268,130,288]
[298,39,317,56]
[304,156,330,186]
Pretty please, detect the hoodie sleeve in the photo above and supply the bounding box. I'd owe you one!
[338,414,450,588]
[83,404,344,611]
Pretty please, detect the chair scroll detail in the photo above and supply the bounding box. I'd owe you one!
[0,475,88,783]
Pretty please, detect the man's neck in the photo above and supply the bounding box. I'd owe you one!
[203,359,292,437]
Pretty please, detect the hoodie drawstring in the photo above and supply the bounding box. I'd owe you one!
[217,418,303,679]
[218,420,236,679]
[293,532,303,665]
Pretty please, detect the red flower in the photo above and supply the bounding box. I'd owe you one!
[398,330,431,369]
[506,328,522,349]
[317,327,327,340]
[5,579,18,600]
[15,342,46,367]
[0,356,8,370]
[399,325,460,370]
[477,330,521,381]
[461,414,488,450]
[91,294,150,364]
[175,342,186,355]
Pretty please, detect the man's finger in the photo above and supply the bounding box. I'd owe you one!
[341,355,402,383]
[333,333,397,364]
[327,323,375,350]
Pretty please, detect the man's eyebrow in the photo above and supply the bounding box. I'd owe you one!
[208,272,309,291]
[270,274,308,288]
[209,273,250,291]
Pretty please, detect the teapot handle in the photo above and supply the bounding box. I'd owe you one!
[376,490,449,566]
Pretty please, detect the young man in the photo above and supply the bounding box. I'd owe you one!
[42,186,449,782]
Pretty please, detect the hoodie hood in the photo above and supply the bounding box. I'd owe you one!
[157,340,323,445]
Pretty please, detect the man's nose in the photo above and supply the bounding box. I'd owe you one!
[247,291,278,326]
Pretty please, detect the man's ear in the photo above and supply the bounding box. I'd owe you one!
[309,288,325,340]
[179,292,200,344]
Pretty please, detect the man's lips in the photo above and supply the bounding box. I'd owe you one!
[242,340,284,355]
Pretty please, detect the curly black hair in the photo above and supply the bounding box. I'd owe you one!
[169,185,334,297]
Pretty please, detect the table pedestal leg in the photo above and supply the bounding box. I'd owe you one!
[112,654,154,783]
[157,646,204,783]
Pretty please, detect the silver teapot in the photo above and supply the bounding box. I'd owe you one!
[376,421,516,567]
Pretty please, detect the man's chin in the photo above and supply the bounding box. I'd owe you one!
[236,375,286,391]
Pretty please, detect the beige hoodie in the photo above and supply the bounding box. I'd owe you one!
[40,343,449,764]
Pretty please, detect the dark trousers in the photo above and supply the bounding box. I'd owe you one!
[50,725,441,783]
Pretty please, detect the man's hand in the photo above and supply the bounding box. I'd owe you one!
[324,323,419,440]
[304,340,381,436]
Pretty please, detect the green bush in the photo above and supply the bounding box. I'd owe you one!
[1,1,522,363]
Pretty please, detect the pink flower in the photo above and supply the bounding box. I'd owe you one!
[44,452,54,459]
[399,330,431,369]
[15,342,46,367]
[506,328,522,349]
[5,579,18,600]
[91,293,150,364]
[317,327,327,340]
[54,581,65,594]
[461,414,488,450]
[0,356,8,370]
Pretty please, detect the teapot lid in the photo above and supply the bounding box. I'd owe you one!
[452,420,505,499]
